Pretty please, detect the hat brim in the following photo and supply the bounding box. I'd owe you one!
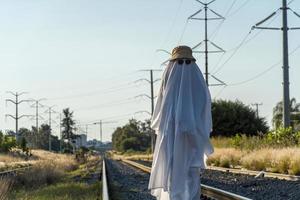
[169,55,196,61]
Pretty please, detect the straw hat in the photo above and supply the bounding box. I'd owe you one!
[170,46,196,61]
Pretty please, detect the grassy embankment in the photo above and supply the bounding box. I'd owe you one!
[0,150,102,200]
[111,134,300,175]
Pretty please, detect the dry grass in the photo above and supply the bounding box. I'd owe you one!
[17,160,64,187]
[110,151,153,161]
[111,147,300,175]
[206,147,300,175]
[210,137,233,148]
[0,178,13,200]
[207,148,243,168]
[15,151,79,188]
[0,154,24,163]
[0,150,78,173]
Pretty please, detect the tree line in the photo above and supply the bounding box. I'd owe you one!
[0,108,78,153]
[112,98,300,152]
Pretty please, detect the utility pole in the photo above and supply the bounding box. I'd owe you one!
[188,0,225,86]
[31,99,46,132]
[5,92,33,141]
[137,69,162,153]
[59,113,63,153]
[251,103,263,118]
[137,69,162,114]
[93,120,117,144]
[44,106,56,151]
[252,0,300,128]
[84,124,93,139]
[30,98,46,148]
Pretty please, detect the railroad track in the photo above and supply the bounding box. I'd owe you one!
[102,158,252,200]
[0,166,32,177]
[124,158,300,181]
[207,166,300,181]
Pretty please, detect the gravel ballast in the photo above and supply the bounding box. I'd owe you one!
[133,160,300,200]
[106,159,155,200]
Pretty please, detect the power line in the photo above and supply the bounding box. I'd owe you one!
[226,43,300,86]
[211,9,281,75]
[74,97,142,112]
[252,0,300,128]
[30,98,46,131]
[5,92,33,141]
[178,20,189,44]
[209,0,238,40]
[288,0,296,5]
[161,0,184,47]
[44,105,57,151]
[93,120,117,143]
[49,81,147,101]
[213,85,227,99]
[188,0,226,87]
[137,69,162,153]
[226,0,251,18]
[30,98,46,148]
[251,103,263,118]
[31,70,138,94]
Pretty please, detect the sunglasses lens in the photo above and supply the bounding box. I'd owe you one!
[186,60,191,65]
[178,60,184,65]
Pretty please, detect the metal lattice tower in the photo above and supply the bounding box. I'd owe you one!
[188,0,226,86]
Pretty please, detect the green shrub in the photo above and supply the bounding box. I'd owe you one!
[211,100,269,137]
[0,132,17,153]
[75,147,89,163]
[266,127,299,147]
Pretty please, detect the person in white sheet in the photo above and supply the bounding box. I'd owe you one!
[148,46,214,200]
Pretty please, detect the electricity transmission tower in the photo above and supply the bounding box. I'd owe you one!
[5,92,33,141]
[251,103,263,118]
[44,105,57,151]
[188,0,226,86]
[93,120,117,144]
[137,69,162,114]
[252,0,300,128]
[31,98,46,131]
[29,98,46,148]
[59,113,63,153]
[137,69,162,153]
[84,123,94,140]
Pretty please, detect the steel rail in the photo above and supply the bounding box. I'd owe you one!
[102,159,110,200]
[0,166,32,177]
[121,159,252,200]
[207,166,300,181]
[119,156,300,181]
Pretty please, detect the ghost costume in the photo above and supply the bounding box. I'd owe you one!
[148,60,214,200]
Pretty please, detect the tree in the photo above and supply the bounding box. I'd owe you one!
[112,119,151,152]
[36,124,51,150]
[212,100,269,137]
[61,108,76,152]
[18,128,35,148]
[0,131,17,152]
[273,98,300,130]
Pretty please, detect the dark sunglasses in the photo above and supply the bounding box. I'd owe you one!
[177,59,192,65]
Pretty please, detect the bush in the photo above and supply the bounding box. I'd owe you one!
[266,127,300,147]
[16,161,64,187]
[289,156,300,175]
[212,100,269,137]
[18,137,29,156]
[112,119,151,152]
[0,132,17,153]
[75,147,89,163]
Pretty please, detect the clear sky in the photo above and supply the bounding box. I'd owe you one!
[0,0,299,142]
